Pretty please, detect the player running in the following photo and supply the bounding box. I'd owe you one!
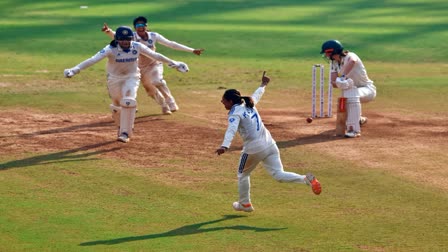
[321,39,376,138]
[64,26,189,143]
[215,72,321,212]
[102,16,204,115]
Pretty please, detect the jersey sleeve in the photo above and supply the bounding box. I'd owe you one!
[137,42,176,65]
[76,45,109,70]
[331,61,339,73]
[251,87,266,106]
[221,114,241,148]
[154,32,194,52]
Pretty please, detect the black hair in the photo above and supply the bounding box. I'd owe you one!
[109,40,117,47]
[223,89,255,108]
[133,16,148,27]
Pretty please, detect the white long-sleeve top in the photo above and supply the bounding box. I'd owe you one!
[104,30,194,68]
[221,87,276,154]
[75,41,176,79]
[331,52,374,87]
[135,32,194,68]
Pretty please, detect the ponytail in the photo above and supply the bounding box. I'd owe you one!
[242,96,255,108]
[223,89,254,108]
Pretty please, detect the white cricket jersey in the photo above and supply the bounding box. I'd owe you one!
[221,87,275,154]
[332,52,374,87]
[133,32,194,68]
[75,41,175,78]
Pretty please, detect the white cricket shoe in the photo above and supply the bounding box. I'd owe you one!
[117,132,130,143]
[168,102,179,112]
[232,202,254,212]
[360,116,368,126]
[162,105,172,115]
[344,130,361,138]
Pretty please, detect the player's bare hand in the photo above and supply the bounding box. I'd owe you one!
[215,147,227,155]
[261,71,270,87]
[102,23,110,32]
[193,48,205,56]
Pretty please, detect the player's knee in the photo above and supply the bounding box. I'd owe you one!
[109,104,121,113]
[120,97,137,108]
[153,79,166,87]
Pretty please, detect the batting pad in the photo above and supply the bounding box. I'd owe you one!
[119,97,137,137]
[346,97,361,133]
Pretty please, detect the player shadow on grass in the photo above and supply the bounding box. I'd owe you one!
[277,129,345,149]
[79,215,287,246]
[0,141,120,171]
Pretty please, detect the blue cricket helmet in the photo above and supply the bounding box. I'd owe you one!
[115,26,134,40]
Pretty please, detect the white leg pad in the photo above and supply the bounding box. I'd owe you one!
[346,97,361,133]
[109,104,121,127]
[119,97,137,137]
[342,87,359,98]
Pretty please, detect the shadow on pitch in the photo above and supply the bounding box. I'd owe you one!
[2,114,163,139]
[0,141,119,171]
[277,129,345,148]
[79,215,287,246]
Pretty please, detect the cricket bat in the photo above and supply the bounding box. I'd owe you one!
[335,97,347,136]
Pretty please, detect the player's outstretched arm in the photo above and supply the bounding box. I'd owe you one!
[251,71,270,105]
[156,33,198,54]
[139,43,189,73]
[64,46,109,78]
[101,23,115,39]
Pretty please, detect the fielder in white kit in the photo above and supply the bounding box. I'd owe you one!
[321,39,376,138]
[64,26,189,143]
[215,72,322,212]
[102,16,204,115]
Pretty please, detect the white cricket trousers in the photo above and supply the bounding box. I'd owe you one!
[237,144,307,204]
[107,75,140,106]
[140,62,176,106]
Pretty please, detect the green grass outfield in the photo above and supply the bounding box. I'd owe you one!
[1,0,448,251]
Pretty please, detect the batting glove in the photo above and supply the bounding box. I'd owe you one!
[335,77,354,90]
[168,61,189,73]
[64,67,80,78]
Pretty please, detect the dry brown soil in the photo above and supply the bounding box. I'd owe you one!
[1,108,447,191]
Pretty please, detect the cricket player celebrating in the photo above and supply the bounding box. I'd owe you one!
[321,40,376,138]
[215,72,321,212]
[64,26,189,143]
[102,16,204,115]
